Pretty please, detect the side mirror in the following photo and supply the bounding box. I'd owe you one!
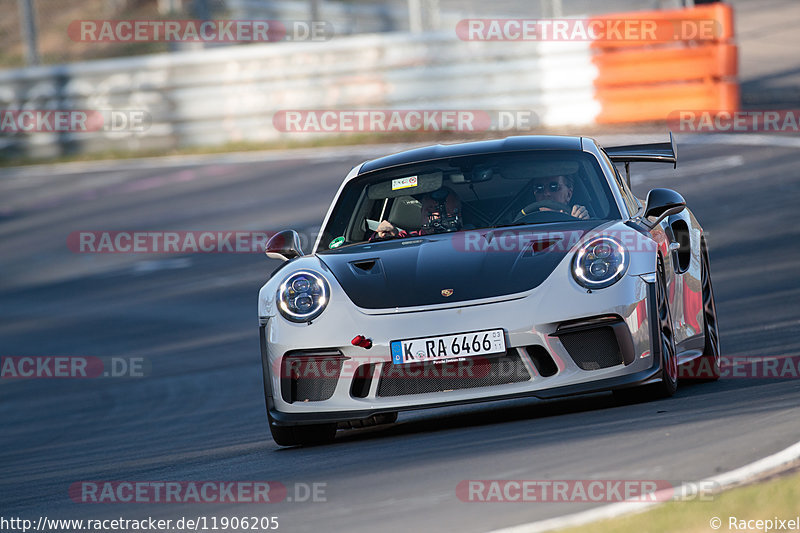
[265,230,304,262]
[642,188,685,227]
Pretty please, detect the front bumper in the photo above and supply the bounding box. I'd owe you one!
[260,272,660,427]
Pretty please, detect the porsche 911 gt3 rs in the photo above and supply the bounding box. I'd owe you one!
[258,134,721,446]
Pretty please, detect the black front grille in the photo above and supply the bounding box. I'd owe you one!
[280,350,344,403]
[376,350,530,397]
[559,327,623,370]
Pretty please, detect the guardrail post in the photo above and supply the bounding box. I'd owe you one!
[17,0,40,66]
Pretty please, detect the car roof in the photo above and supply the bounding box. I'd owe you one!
[359,135,587,174]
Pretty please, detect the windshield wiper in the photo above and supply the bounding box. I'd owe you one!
[491,221,544,229]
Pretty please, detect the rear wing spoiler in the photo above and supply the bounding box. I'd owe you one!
[605,132,677,187]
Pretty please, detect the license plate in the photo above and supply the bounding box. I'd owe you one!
[390,329,506,365]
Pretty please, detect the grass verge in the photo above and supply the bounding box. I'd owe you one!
[555,469,800,533]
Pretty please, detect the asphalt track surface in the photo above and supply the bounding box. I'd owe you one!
[1,135,800,533]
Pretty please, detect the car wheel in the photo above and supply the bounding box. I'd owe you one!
[268,412,337,447]
[697,240,721,381]
[614,256,677,403]
[653,256,679,397]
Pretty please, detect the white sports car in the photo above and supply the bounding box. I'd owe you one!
[258,134,720,446]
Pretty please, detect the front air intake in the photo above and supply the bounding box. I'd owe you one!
[554,316,635,371]
[280,350,344,403]
[558,327,624,370]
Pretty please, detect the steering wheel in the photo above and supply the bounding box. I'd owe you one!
[514,200,577,222]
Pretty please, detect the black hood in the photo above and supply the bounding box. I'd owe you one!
[318,221,604,309]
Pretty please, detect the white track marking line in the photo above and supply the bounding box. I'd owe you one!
[488,440,800,533]
[0,143,430,178]
[681,133,800,148]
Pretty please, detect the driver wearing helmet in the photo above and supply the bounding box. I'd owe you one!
[372,187,462,240]
[520,175,589,220]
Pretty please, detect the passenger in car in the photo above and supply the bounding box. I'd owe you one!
[372,187,462,240]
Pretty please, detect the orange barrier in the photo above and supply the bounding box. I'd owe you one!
[596,80,739,123]
[594,43,737,86]
[591,3,738,123]
[589,3,734,48]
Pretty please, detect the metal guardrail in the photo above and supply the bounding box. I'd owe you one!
[0,32,597,158]
[227,0,413,34]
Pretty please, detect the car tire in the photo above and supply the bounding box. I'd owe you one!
[697,239,721,381]
[268,412,337,447]
[614,256,677,403]
[653,256,679,397]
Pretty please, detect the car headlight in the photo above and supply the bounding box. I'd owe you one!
[277,270,330,322]
[572,237,629,289]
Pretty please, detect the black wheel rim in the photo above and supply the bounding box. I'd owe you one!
[657,259,678,386]
[701,244,721,367]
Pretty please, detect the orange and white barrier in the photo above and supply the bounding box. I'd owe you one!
[0,5,740,157]
[590,3,739,123]
[453,4,739,126]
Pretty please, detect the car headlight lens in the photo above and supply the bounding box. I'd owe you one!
[277,270,329,322]
[573,237,629,289]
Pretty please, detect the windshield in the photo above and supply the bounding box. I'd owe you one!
[316,150,620,252]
